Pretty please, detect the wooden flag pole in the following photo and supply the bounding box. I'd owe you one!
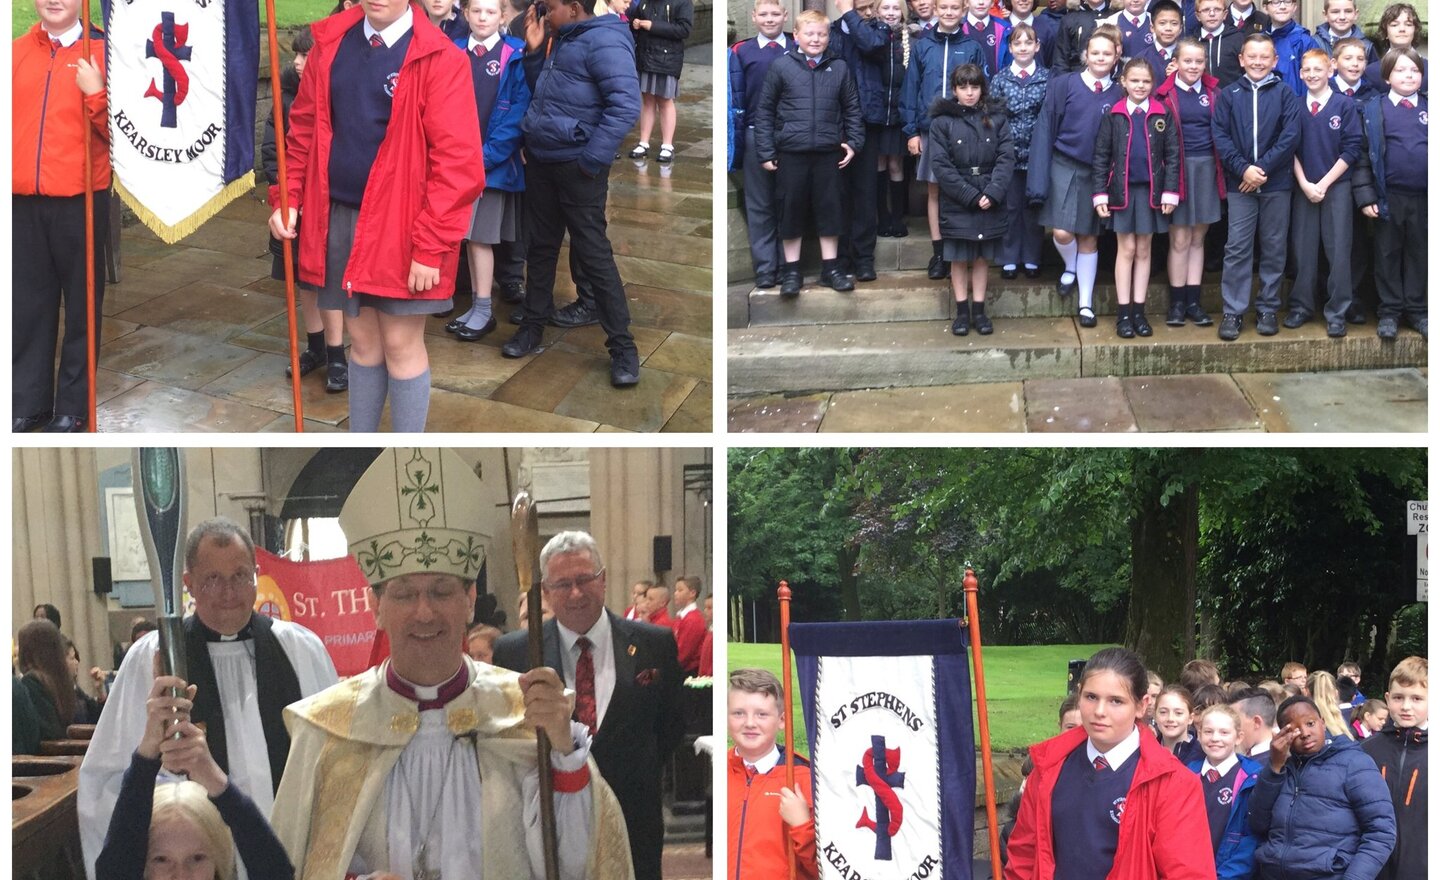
[511,491,560,880]
[81,0,96,432]
[778,580,796,880]
[964,569,1003,880]
[263,0,305,431]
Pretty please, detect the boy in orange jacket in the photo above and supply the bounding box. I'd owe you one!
[13,0,110,433]
[728,668,817,880]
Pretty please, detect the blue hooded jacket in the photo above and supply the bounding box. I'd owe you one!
[1211,71,1302,192]
[1248,736,1397,880]
[454,33,531,191]
[1188,753,1262,880]
[521,14,641,175]
[1265,19,1320,96]
[901,27,984,137]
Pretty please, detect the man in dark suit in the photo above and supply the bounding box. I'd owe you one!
[494,530,685,880]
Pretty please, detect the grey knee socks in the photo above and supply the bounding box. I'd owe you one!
[347,362,388,432]
[388,369,431,433]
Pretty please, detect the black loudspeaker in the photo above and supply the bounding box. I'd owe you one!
[652,536,672,574]
[92,557,112,596]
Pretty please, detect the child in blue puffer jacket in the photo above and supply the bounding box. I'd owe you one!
[446,0,531,341]
[1249,696,1396,880]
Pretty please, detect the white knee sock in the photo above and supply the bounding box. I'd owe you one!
[1076,251,1099,312]
[1054,236,1079,281]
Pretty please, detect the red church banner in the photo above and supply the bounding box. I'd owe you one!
[254,548,376,677]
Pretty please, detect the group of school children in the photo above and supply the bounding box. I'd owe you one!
[729,0,1427,343]
[14,0,692,433]
[729,650,1428,880]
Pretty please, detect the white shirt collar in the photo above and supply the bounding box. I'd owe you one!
[1203,754,1239,777]
[1011,60,1038,77]
[468,32,503,52]
[1201,24,1224,37]
[968,14,991,28]
[1156,41,1174,56]
[1087,724,1142,769]
[1011,13,1035,25]
[557,606,612,654]
[45,21,83,46]
[1249,738,1272,757]
[740,744,781,774]
[1230,5,1253,21]
[1124,10,1148,23]
[1177,76,1203,92]
[757,33,787,48]
[1335,75,1362,91]
[676,602,698,619]
[364,6,414,47]
[1307,87,1333,106]
[1389,89,1420,105]
[1081,70,1113,91]
[1327,26,1354,38]
[1127,98,1147,114]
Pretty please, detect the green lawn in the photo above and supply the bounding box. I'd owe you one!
[14,0,335,38]
[728,642,1113,757]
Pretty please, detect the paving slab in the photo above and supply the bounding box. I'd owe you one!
[1233,369,1428,432]
[1121,375,1262,432]
[1024,377,1139,432]
[643,332,713,381]
[727,394,830,432]
[552,367,699,433]
[661,381,713,433]
[729,318,1081,394]
[111,281,284,341]
[414,388,600,432]
[101,326,265,390]
[819,383,1026,432]
[198,353,351,426]
[98,382,282,433]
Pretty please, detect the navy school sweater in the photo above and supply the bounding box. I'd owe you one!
[730,34,790,124]
[1295,92,1363,184]
[1026,71,1123,203]
[1175,82,1213,152]
[328,23,414,207]
[1050,745,1139,880]
[1379,95,1427,195]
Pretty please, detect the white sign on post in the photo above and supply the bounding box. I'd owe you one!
[1406,500,1426,535]
[1418,533,1428,602]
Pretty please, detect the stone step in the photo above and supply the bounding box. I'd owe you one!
[728,316,1426,395]
[745,270,1228,325]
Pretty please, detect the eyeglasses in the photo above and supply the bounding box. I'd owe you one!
[383,583,467,604]
[194,570,257,594]
[543,568,605,594]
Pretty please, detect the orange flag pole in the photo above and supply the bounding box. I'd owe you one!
[82,0,96,431]
[778,579,797,880]
[964,569,1003,880]
[264,0,305,431]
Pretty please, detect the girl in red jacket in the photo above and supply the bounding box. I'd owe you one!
[1006,647,1216,880]
[270,0,484,432]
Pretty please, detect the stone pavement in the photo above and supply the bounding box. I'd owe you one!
[92,46,713,433]
[728,367,1429,432]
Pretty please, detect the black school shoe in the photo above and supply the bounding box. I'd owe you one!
[1116,315,1135,338]
[1166,298,1186,327]
[1077,307,1097,328]
[973,311,993,335]
[552,301,599,328]
[854,259,877,283]
[41,414,85,433]
[1282,311,1310,329]
[1406,315,1427,339]
[779,262,802,297]
[1000,265,1019,280]
[1057,275,1077,298]
[951,307,970,336]
[1218,313,1242,341]
[926,254,949,280]
[1133,311,1152,337]
[326,360,349,393]
[287,348,324,377]
[755,271,778,289]
[1255,311,1279,336]
[820,259,854,292]
[13,412,51,432]
[498,281,525,304]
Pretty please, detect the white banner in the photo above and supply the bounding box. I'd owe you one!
[813,655,942,880]
[108,0,253,241]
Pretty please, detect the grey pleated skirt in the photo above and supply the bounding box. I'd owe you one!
[1172,154,1223,226]
[1039,152,1105,236]
[943,237,1000,262]
[315,201,454,317]
[916,133,940,183]
[639,71,679,99]
[466,188,519,245]
[1110,183,1170,234]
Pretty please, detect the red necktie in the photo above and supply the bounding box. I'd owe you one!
[1131,15,1141,28]
[50,38,62,51]
[807,58,818,69]
[1094,755,1110,771]
[1206,769,1220,783]
[1204,31,1215,40]
[1400,98,1414,109]
[370,33,384,47]
[1020,69,1029,79]
[1095,81,1104,93]
[574,636,597,734]
[474,44,484,57]
[1346,88,1355,96]
[1311,101,1320,115]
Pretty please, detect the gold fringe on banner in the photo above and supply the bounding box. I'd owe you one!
[114,171,256,245]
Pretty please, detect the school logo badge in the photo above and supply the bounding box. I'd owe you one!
[1144,31,1154,43]
[144,12,191,128]
[856,735,906,859]
[987,33,996,46]
[1329,115,1342,130]
[485,58,502,76]
[1419,111,1429,125]
[1199,94,1210,107]
[1102,103,1113,113]
[1110,795,1127,824]
[385,71,400,97]
[1217,786,1234,806]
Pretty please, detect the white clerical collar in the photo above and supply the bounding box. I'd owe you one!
[468,32,503,52]
[1087,724,1142,768]
[1389,89,1420,105]
[676,602,698,619]
[1012,60,1038,77]
[1081,70,1113,91]
[758,33,787,48]
[45,21,83,46]
[558,608,612,654]
[364,7,413,47]
[390,663,467,703]
[740,744,781,774]
[1203,754,1239,777]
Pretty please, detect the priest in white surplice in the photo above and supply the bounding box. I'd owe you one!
[78,517,339,880]
[271,448,633,880]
